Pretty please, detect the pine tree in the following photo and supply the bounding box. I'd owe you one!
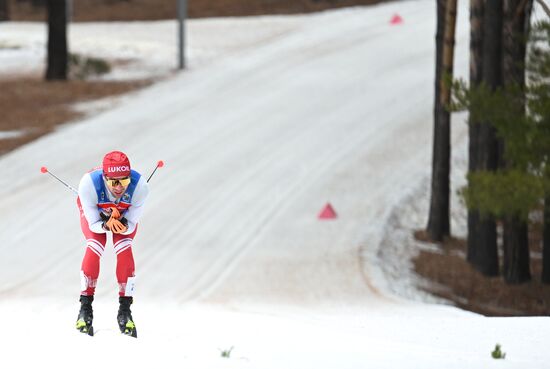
[530,21,550,283]
[466,0,484,269]
[452,21,550,283]
[500,0,533,284]
[469,0,502,276]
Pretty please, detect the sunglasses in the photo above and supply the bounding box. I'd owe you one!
[105,176,131,187]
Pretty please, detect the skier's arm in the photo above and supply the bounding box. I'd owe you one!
[78,174,107,234]
[120,178,149,235]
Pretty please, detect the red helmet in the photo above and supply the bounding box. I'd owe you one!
[102,151,131,177]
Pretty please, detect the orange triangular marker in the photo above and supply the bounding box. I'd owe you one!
[318,203,337,219]
[390,14,403,25]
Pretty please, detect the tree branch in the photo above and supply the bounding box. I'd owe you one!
[536,0,550,17]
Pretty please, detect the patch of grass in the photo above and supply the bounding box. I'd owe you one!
[491,344,506,359]
[69,53,111,80]
[220,346,234,358]
[0,41,21,50]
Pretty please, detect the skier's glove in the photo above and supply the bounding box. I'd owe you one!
[100,211,109,231]
[100,207,121,220]
[111,217,129,234]
[107,218,128,234]
[109,207,121,219]
[101,207,127,233]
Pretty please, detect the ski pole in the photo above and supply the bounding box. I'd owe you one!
[147,160,164,183]
[40,166,78,195]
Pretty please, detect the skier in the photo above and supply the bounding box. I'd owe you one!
[75,151,149,337]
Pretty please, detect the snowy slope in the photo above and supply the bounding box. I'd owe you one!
[0,1,549,368]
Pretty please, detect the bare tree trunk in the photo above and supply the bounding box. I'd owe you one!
[0,0,9,21]
[503,217,531,282]
[427,0,456,242]
[434,0,445,119]
[500,0,532,284]
[469,0,484,86]
[45,0,68,80]
[467,0,484,265]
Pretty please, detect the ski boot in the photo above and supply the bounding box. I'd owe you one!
[76,295,94,336]
[117,296,137,338]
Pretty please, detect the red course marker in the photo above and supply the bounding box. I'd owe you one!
[390,14,403,25]
[318,203,337,220]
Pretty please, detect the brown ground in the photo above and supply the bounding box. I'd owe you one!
[7,0,388,21]
[3,0,546,317]
[0,77,151,156]
[414,228,550,316]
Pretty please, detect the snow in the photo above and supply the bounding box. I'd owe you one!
[1,1,549,368]
[0,129,25,139]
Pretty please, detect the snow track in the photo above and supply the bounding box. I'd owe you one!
[0,0,463,304]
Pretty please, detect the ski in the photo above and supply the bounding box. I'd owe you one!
[76,319,94,336]
[120,320,137,338]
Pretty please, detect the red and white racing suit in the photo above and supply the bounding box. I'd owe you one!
[77,169,149,297]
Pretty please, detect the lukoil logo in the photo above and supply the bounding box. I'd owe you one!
[107,166,130,173]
